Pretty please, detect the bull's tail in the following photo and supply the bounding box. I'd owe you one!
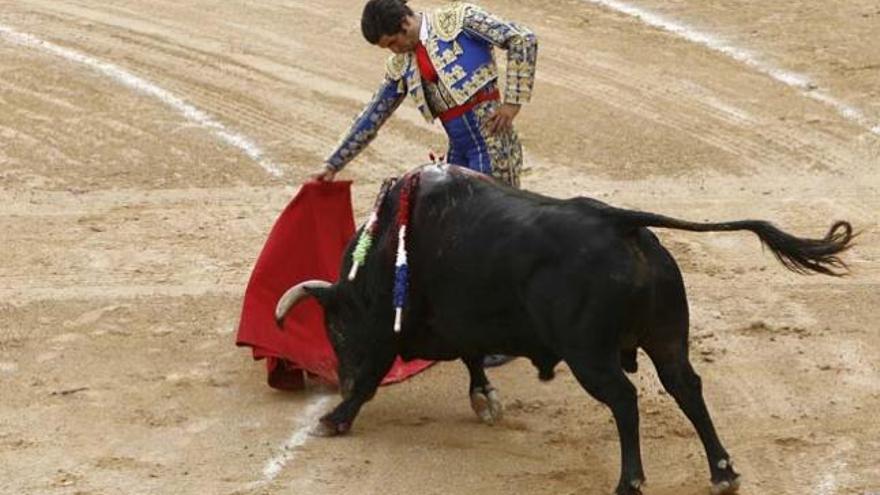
[611,208,855,276]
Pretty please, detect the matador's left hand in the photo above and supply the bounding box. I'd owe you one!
[485,103,521,135]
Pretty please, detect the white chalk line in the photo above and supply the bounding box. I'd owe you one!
[258,395,335,485]
[0,24,285,176]
[0,23,331,484]
[582,0,880,136]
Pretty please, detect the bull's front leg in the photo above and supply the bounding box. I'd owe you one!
[311,350,396,437]
[463,356,503,425]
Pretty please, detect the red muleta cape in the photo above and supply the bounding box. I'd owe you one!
[236,181,432,389]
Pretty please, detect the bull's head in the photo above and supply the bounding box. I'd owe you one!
[274,280,334,327]
[274,280,368,399]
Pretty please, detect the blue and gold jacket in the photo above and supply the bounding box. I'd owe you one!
[326,2,538,171]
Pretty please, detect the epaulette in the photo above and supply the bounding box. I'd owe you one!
[385,53,408,81]
[430,2,470,42]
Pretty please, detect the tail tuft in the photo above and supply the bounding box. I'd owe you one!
[759,220,855,276]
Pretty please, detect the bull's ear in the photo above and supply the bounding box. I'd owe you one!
[304,284,337,308]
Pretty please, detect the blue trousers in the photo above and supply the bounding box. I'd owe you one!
[440,100,523,188]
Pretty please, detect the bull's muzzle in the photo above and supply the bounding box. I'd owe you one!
[274,280,332,328]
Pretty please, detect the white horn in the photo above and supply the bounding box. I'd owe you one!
[275,280,332,327]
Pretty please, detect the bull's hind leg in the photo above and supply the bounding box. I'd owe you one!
[463,356,503,425]
[644,346,740,494]
[642,247,740,493]
[565,349,645,495]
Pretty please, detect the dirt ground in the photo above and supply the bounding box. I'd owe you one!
[1,1,878,494]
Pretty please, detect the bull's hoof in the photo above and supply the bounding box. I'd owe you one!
[615,478,645,495]
[710,476,741,495]
[470,387,503,425]
[710,458,741,495]
[309,416,350,437]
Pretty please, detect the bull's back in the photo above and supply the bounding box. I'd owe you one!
[405,168,651,353]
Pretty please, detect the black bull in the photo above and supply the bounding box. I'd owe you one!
[276,164,853,495]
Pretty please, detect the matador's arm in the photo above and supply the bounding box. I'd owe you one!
[325,72,407,171]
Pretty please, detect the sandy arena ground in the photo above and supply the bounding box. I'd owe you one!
[1,1,879,494]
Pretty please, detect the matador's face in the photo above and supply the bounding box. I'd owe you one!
[376,15,420,54]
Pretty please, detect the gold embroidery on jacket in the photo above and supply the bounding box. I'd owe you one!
[432,41,464,68]
[385,53,409,81]
[441,64,468,85]
[451,64,496,101]
[431,2,467,41]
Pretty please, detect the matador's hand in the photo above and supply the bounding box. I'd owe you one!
[311,164,338,182]
[485,103,521,135]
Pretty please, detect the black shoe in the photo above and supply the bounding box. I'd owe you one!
[482,354,515,368]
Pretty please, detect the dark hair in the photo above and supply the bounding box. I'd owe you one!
[361,0,414,44]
